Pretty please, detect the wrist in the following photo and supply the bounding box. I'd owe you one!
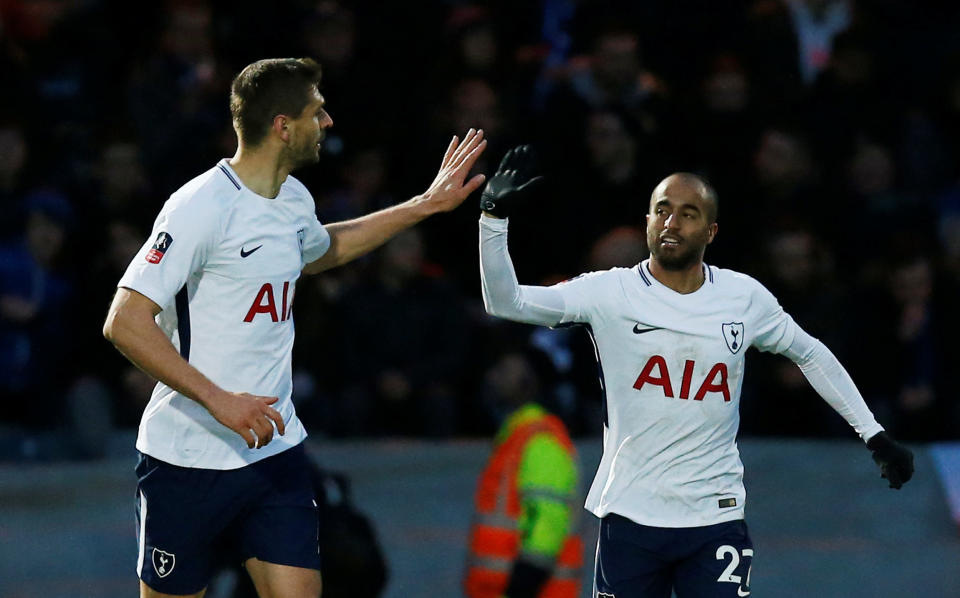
[410,193,443,219]
[194,381,224,410]
[866,430,889,450]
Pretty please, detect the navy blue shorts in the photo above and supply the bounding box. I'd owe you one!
[135,443,321,595]
[595,514,753,598]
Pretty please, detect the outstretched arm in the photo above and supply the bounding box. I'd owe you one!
[783,327,914,488]
[478,146,565,326]
[303,129,487,274]
[479,215,565,326]
[782,327,884,441]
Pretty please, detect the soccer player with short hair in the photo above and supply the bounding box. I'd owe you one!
[103,57,487,598]
[477,146,914,598]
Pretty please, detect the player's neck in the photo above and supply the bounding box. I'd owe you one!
[228,145,291,199]
[647,258,705,294]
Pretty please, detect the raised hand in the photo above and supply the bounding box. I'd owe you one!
[480,144,545,218]
[421,128,488,213]
[205,390,286,449]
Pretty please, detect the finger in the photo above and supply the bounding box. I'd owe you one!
[240,428,256,449]
[498,148,515,173]
[266,407,286,435]
[891,466,908,485]
[452,138,487,174]
[450,128,477,164]
[253,418,273,448]
[463,173,487,196]
[258,419,274,447]
[503,144,530,172]
[261,396,279,405]
[516,145,535,176]
[440,135,458,169]
[517,175,546,194]
[452,129,484,169]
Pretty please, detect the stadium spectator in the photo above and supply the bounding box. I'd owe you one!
[0,0,957,446]
[784,0,851,84]
[465,349,583,598]
[0,191,76,434]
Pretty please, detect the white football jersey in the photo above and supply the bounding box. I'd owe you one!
[118,159,330,469]
[553,260,797,527]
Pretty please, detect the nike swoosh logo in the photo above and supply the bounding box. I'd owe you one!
[737,587,751,597]
[633,323,662,334]
[240,245,263,258]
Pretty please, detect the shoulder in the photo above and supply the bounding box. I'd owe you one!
[523,432,571,459]
[164,164,240,219]
[518,431,577,488]
[283,174,311,196]
[281,174,323,220]
[282,175,316,205]
[556,266,632,289]
[712,266,781,310]
[712,266,773,296]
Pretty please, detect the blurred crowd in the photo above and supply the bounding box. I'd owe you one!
[2,0,959,459]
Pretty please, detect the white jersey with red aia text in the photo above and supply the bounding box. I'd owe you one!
[554,260,796,527]
[118,159,330,470]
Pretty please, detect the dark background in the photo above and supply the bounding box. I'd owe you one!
[2,0,959,460]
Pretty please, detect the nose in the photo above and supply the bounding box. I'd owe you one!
[664,213,680,230]
[322,112,334,128]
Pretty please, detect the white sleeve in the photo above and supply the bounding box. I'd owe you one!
[300,214,331,266]
[118,195,222,309]
[750,280,799,354]
[479,215,565,326]
[292,182,331,266]
[781,326,885,442]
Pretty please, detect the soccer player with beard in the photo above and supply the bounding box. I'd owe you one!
[477,147,914,598]
[103,58,487,598]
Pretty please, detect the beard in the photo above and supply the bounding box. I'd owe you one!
[648,234,705,271]
[288,138,321,171]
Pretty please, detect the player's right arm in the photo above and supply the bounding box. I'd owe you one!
[303,129,487,274]
[479,145,566,327]
[103,288,284,449]
[479,215,566,326]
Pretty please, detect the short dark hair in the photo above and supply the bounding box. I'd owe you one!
[229,58,323,147]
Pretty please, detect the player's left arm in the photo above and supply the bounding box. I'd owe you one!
[750,281,914,489]
[781,328,915,489]
[302,129,486,274]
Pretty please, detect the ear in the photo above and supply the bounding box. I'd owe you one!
[272,115,291,142]
[707,222,718,244]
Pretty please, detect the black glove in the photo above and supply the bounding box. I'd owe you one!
[866,431,914,489]
[479,144,545,218]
